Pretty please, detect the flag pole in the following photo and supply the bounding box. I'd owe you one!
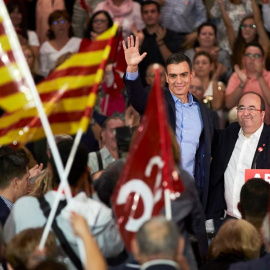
[0,0,73,252]
[39,22,118,259]
[153,64,172,220]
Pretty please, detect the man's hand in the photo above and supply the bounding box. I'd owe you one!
[131,23,144,46]
[156,26,166,45]
[234,64,247,84]
[122,36,147,72]
[29,163,43,179]
[70,212,90,239]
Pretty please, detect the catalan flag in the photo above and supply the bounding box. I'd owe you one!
[0,2,33,112]
[0,24,118,146]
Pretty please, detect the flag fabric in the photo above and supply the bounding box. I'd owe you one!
[0,24,118,146]
[0,3,33,112]
[112,69,185,251]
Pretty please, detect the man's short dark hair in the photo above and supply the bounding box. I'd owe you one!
[240,178,270,219]
[165,53,192,72]
[141,1,160,13]
[245,41,265,57]
[237,92,266,111]
[49,140,88,187]
[101,114,124,130]
[0,146,29,189]
[136,216,179,257]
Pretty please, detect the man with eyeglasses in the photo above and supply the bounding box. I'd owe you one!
[225,42,270,124]
[206,91,270,232]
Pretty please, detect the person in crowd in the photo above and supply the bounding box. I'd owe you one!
[84,10,113,40]
[93,0,144,39]
[123,36,214,211]
[193,51,225,111]
[28,169,53,198]
[185,22,231,83]
[238,178,270,232]
[95,132,208,269]
[217,0,269,68]
[72,0,102,38]
[230,213,270,270]
[132,1,181,86]
[22,44,44,84]
[210,0,253,54]
[145,63,166,89]
[70,212,107,270]
[6,228,57,270]
[88,115,125,175]
[7,0,40,57]
[35,0,65,43]
[206,92,270,231]
[131,216,185,270]
[3,140,124,266]
[0,146,30,226]
[200,219,261,270]
[39,10,82,77]
[190,76,220,129]
[158,0,207,49]
[33,260,67,270]
[225,42,270,124]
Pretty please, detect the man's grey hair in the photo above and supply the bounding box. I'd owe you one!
[136,216,180,257]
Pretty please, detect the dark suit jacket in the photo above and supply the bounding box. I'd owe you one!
[206,122,270,220]
[124,75,214,210]
[0,197,10,226]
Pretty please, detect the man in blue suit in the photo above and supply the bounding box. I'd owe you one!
[0,147,30,226]
[123,36,214,210]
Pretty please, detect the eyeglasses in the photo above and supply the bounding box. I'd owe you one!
[244,53,262,59]
[93,19,107,24]
[190,85,203,92]
[236,106,262,113]
[240,24,256,30]
[53,19,67,25]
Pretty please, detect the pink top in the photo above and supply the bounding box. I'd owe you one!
[226,70,270,124]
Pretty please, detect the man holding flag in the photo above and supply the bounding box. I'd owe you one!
[123,36,214,211]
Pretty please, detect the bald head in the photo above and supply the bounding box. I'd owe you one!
[133,216,181,262]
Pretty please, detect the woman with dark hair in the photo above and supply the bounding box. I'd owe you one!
[217,0,269,68]
[185,22,231,82]
[85,10,113,40]
[7,0,40,57]
[39,10,82,77]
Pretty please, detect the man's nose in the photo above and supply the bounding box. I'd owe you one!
[176,75,183,83]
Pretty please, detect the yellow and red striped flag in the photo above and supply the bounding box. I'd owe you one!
[0,24,118,146]
[0,2,33,112]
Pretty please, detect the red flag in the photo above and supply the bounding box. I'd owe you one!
[112,68,185,251]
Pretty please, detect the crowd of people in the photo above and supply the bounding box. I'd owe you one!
[1,0,270,269]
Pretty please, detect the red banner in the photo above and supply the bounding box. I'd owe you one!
[245,169,270,183]
[112,69,184,251]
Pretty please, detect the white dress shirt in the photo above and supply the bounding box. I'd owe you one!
[224,124,263,218]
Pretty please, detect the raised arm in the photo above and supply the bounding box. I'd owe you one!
[251,0,269,56]
[123,36,147,73]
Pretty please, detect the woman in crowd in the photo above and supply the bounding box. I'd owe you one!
[7,0,40,57]
[200,219,261,270]
[210,0,253,54]
[93,0,144,39]
[22,44,44,84]
[39,10,82,77]
[84,10,113,40]
[217,0,269,68]
[193,51,225,111]
[185,22,231,82]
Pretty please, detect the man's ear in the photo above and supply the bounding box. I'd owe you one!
[178,236,184,255]
[131,238,140,262]
[12,177,19,190]
[237,202,244,217]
